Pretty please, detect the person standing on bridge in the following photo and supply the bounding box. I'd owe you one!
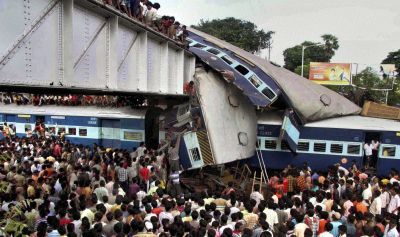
[183,81,195,96]
[144,2,159,26]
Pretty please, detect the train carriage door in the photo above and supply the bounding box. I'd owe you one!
[364,132,381,170]
[101,119,121,149]
[35,115,45,123]
[145,107,162,150]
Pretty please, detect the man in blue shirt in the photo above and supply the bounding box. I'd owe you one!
[330,212,342,237]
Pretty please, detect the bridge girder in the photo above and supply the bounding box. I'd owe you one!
[0,0,195,96]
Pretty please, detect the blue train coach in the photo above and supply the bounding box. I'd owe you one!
[0,104,145,150]
[253,111,400,176]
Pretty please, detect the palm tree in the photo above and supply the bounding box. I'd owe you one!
[321,34,339,60]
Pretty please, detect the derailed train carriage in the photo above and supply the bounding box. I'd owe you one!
[1,27,398,176]
[174,28,400,176]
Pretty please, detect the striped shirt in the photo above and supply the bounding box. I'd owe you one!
[305,215,320,237]
[287,176,295,192]
[35,217,47,230]
[117,167,128,182]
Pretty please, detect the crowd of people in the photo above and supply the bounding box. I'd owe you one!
[0,93,146,108]
[0,133,399,237]
[101,0,188,43]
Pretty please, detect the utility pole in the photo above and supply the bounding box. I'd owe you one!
[267,39,273,61]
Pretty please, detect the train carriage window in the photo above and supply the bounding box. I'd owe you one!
[264,140,277,150]
[221,56,234,65]
[79,128,87,137]
[314,142,326,152]
[25,124,32,131]
[249,75,262,88]
[234,64,250,76]
[185,38,193,44]
[382,146,396,157]
[68,127,76,135]
[48,127,55,134]
[193,43,207,49]
[297,141,310,151]
[281,141,290,151]
[124,131,143,141]
[206,48,221,55]
[189,148,201,162]
[262,87,276,100]
[347,144,361,155]
[331,143,344,154]
[57,127,65,135]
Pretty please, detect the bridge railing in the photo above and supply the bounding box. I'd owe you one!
[0,0,195,96]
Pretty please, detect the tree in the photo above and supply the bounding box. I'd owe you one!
[283,34,339,75]
[382,49,400,75]
[352,67,395,104]
[192,17,274,53]
[381,49,400,105]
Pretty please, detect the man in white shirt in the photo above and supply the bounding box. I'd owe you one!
[361,182,372,205]
[319,223,334,237]
[363,142,372,168]
[144,2,159,26]
[136,142,146,158]
[219,215,233,235]
[387,187,400,215]
[93,180,109,201]
[250,184,264,206]
[389,173,399,184]
[384,219,399,237]
[263,200,279,230]
[381,186,391,209]
[159,201,174,225]
[369,190,382,216]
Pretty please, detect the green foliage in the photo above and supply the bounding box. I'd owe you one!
[193,17,274,53]
[0,181,8,193]
[352,67,381,88]
[294,65,310,79]
[0,204,27,236]
[382,49,400,75]
[283,34,339,73]
[0,153,10,162]
[352,67,396,104]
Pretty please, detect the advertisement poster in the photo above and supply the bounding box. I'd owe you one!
[309,62,351,85]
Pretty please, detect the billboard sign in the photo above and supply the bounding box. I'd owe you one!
[380,64,396,75]
[309,62,351,85]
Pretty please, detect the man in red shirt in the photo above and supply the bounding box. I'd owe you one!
[151,200,164,216]
[282,176,289,194]
[183,81,195,96]
[139,163,150,191]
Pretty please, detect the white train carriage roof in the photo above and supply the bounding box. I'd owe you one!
[257,111,400,132]
[0,104,146,119]
[189,27,361,123]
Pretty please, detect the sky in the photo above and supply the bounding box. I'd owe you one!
[156,0,400,71]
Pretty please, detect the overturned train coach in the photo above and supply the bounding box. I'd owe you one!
[176,28,400,176]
